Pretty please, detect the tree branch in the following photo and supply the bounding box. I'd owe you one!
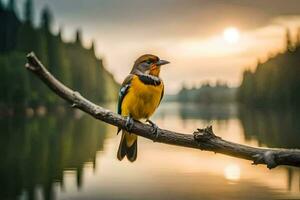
[25,52,300,169]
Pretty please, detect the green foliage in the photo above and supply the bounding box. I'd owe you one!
[0,4,119,109]
[238,28,300,107]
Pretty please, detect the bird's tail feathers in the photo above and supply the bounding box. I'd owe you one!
[117,130,138,162]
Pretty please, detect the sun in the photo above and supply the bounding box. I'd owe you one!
[224,164,240,181]
[223,27,240,44]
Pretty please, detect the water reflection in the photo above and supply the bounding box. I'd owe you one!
[178,103,237,121]
[0,110,110,200]
[224,164,241,181]
[0,103,300,200]
[239,106,300,148]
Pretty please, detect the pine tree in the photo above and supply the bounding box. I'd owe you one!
[41,6,52,32]
[24,0,33,24]
[0,0,4,11]
[90,40,96,55]
[0,0,5,52]
[296,27,300,47]
[286,28,294,52]
[8,0,16,12]
[3,0,20,52]
[58,26,63,41]
[75,29,82,45]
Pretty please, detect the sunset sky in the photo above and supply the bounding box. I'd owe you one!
[9,0,300,93]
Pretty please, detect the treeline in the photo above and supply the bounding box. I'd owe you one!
[177,82,237,104]
[0,0,119,109]
[238,29,300,107]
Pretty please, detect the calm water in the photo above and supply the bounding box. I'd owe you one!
[1,102,300,200]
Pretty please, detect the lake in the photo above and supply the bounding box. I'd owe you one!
[1,102,300,200]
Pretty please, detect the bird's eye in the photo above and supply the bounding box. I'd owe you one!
[146,60,152,64]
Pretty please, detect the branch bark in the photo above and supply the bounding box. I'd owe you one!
[25,52,300,169]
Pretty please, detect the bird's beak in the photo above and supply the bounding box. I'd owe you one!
[156,59,170,66]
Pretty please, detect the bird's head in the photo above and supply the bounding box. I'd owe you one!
[130,54,170,77]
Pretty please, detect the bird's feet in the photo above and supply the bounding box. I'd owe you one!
[146,119,159,138]
[125,116,134,132]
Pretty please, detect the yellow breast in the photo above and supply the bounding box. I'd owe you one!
[121,75,163,119]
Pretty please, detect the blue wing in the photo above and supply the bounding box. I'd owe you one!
[117,75,133,134]
[117,84,131,115]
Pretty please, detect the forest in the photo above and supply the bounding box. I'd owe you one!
[238,29,300,107]
[177,82,237,104]
[0,0,119,111]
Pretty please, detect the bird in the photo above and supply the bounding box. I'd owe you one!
[117,54,170,162]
